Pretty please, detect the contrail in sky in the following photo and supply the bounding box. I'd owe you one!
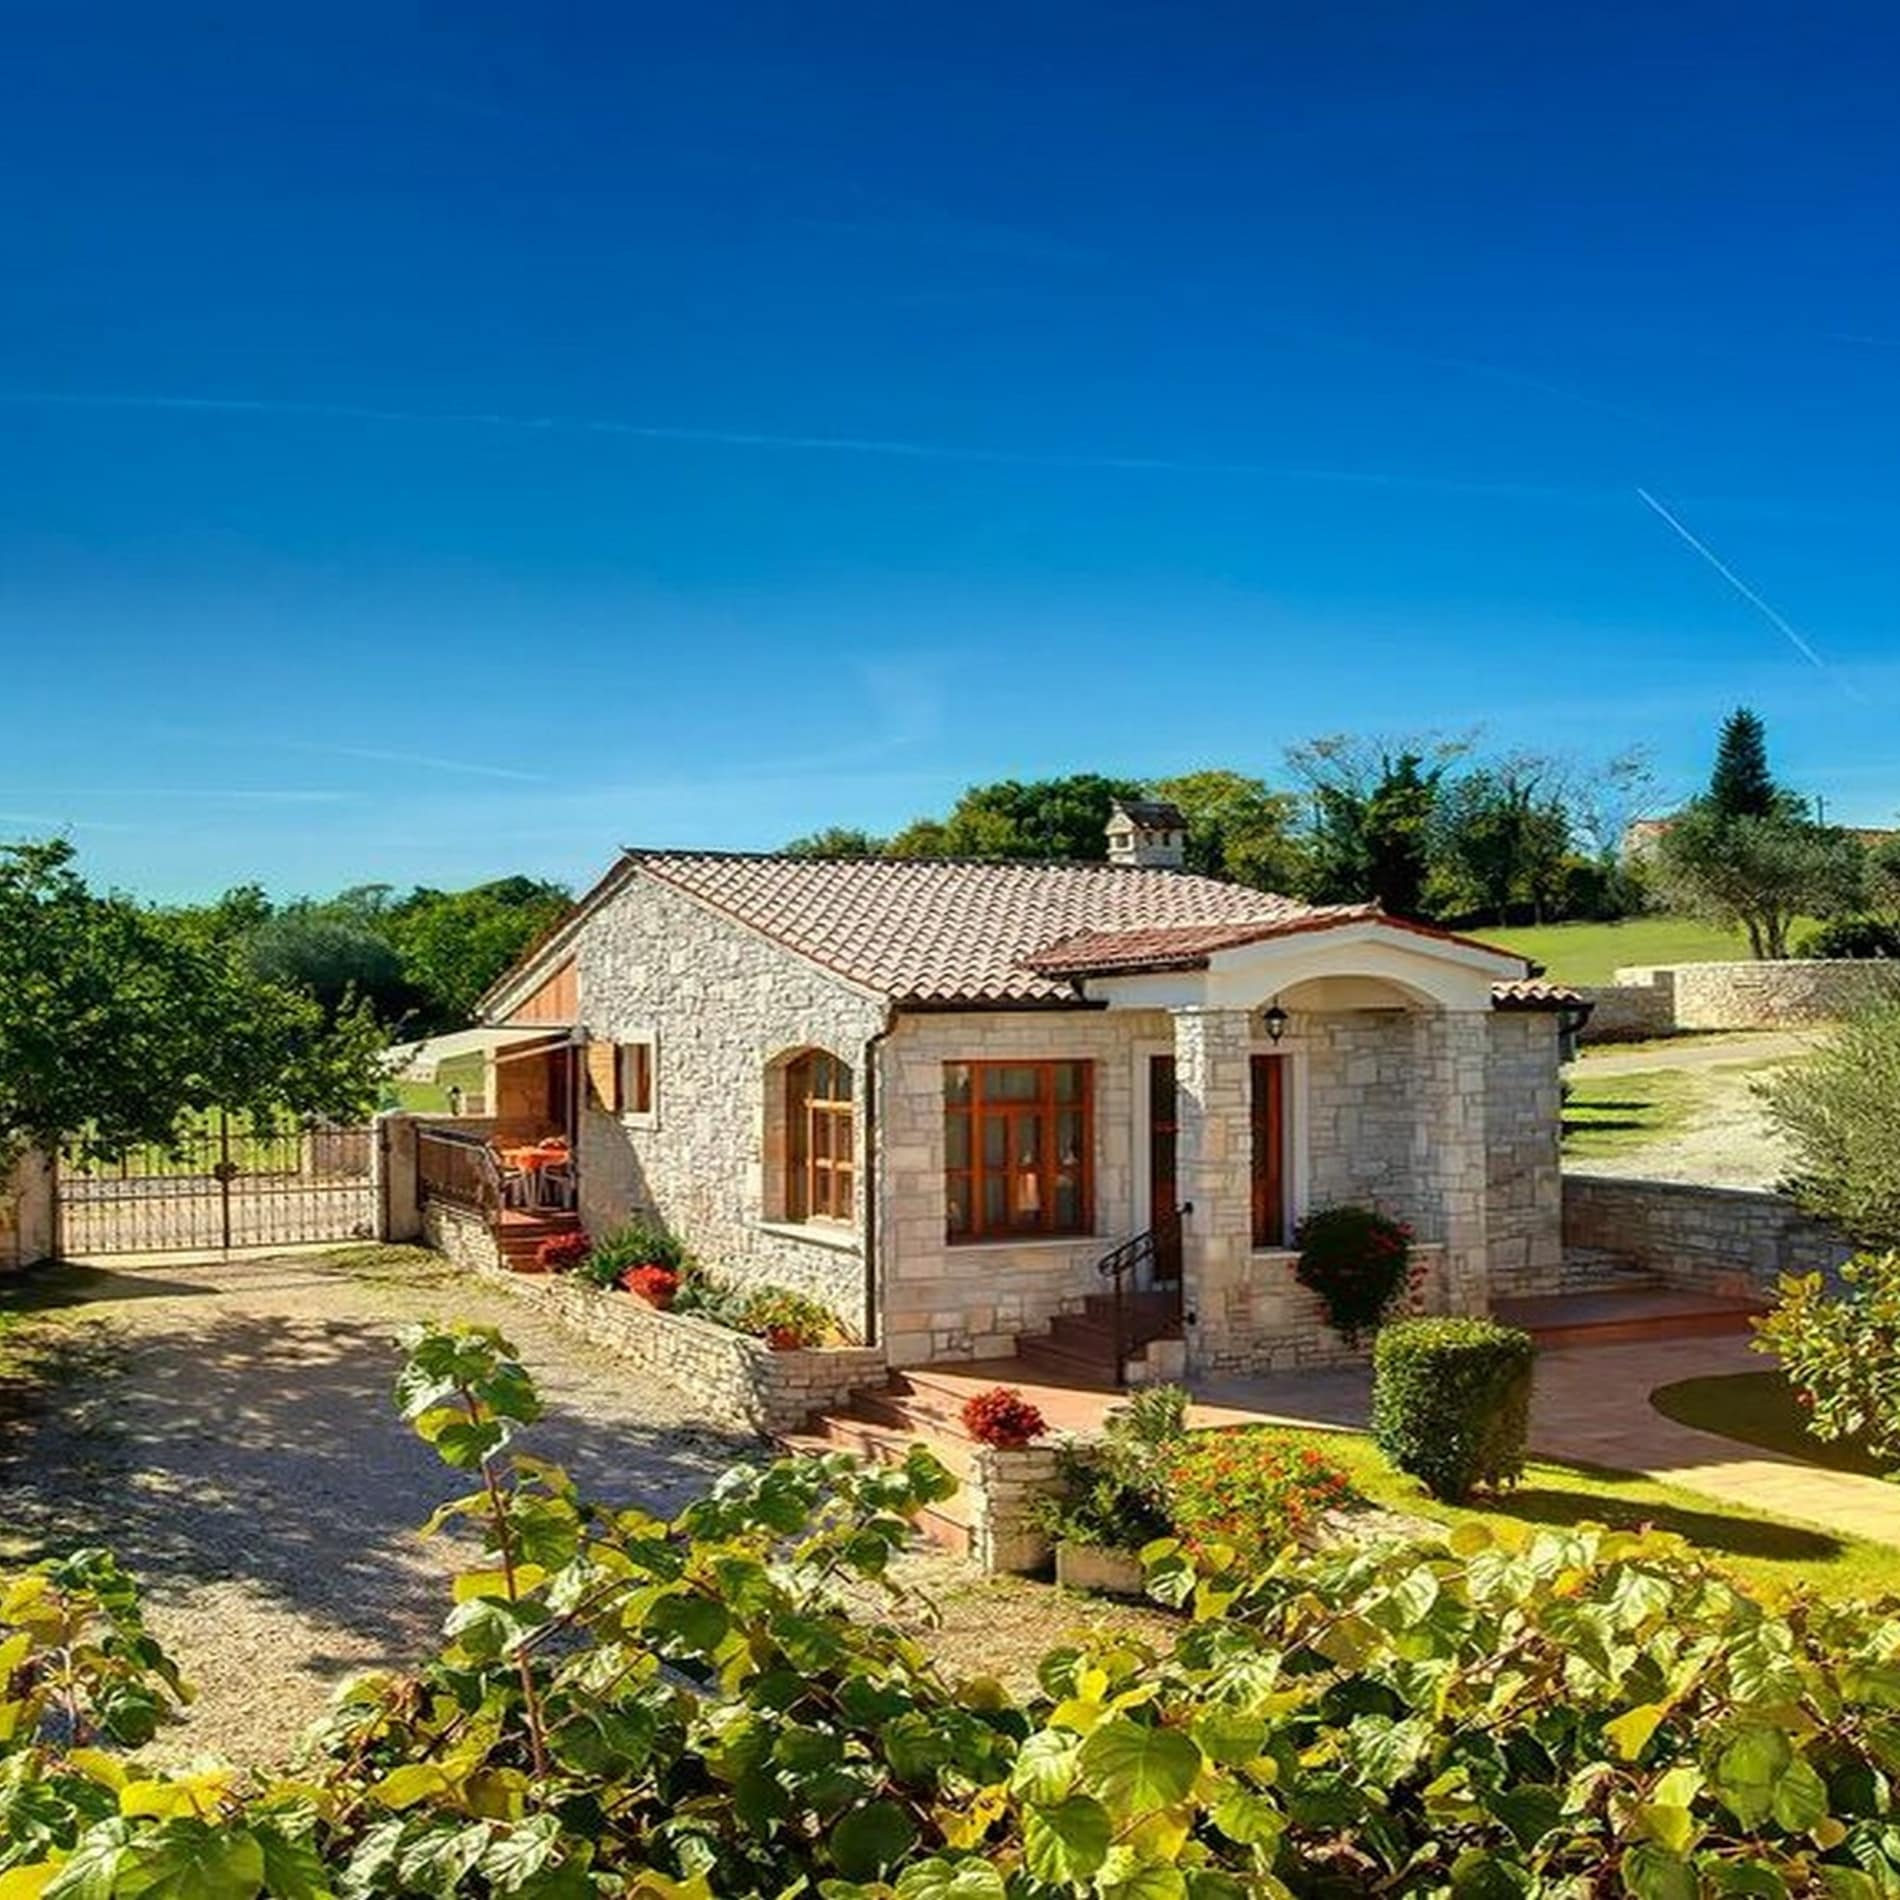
[1634,486,1865,701]
[0,388,1597,502]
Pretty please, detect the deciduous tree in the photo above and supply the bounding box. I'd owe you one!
[0,841,383,1159]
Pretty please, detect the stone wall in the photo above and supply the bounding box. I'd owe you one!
[1576,971,1677,1043]
[572,872,886,1334]
[1301,1012,1416,1210]
[877,1008,1165,1365]
[1194,1242,1449,1376]
[1561,1175,1851,1297]
[965,1442,1064,1574]
[1580,959,1900,1042]
[1484,1013,1565,1297]
[427,1204,885,1435]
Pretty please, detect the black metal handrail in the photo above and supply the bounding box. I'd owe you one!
[1096,1201,1190,1384]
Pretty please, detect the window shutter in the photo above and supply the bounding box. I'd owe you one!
[586,1039,622,1113]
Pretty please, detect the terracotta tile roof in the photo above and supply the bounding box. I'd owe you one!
[1490,977,1587,1011]
[624,852,1308,1004]
[1026,910,1382,978]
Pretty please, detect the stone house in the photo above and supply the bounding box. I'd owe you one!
[466,805,1577,1379]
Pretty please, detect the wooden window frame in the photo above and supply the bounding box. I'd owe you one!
[1250,1052,1287,1249]
[944,1059,1095,1244]
[787,1050,854,1225]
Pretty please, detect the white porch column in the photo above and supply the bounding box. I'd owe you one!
[1413,1008,1492,1314]
[1170,1006,1254,1377]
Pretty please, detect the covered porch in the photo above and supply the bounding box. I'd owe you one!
[1026,915,1533,1381]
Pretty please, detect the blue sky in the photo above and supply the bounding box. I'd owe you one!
[3,2,1897,899]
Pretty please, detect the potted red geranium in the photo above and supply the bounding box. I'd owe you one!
[536,1232,592,1273]
[960,1386,1048,1450]
[620,1264,681,1309]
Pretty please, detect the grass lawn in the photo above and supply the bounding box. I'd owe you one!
[1483,914,1821,987]
[387,1048,488,1114]
[1651,1368,1890,1479]
[1301,1428,1900,1600]
[1561,1065,1703,1157]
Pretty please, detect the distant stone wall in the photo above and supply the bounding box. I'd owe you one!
[1561,1175,1851,1297]
[1580,959,1900,1042]
[1576,971,1677,1043]
[427,1203,884,1435]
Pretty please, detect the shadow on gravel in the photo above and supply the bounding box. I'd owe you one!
[0,1302,758,1650]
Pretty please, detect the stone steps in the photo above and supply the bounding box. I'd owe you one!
[1494,1286,1763,1348]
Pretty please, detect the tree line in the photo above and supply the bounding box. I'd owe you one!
[786,739,1659,929]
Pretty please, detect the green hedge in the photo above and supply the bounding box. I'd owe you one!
[1372,1314,1535,1501]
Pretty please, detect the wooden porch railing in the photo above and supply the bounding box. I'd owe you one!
[417,1125,504,1222]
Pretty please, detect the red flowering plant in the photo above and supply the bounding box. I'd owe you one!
[959,1386,1048,1450]
[535,1232,592,1273]
[1158,1427,1355,1570]
[1292,1204,1418,1344]
[620,1263,681,1308]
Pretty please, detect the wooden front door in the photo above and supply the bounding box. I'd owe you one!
[1250,1053,1286,1248]
[1147,1055,1183,1288]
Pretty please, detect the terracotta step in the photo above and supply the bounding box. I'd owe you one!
[797,1409,974,1481]
[1494,1287,1764,1348]
[1015,1335,1120,1387]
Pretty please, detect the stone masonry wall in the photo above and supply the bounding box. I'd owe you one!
[1581,960,1900,1041]
[0,1150,54,1271]
[1562,1175,1851,1298]
[877,1008,1165,1365]
[1576,971,1676,1044]
[573,872,887,1335]
[427,1204,884,1434]
[1300,1011,1415,1211]
[1485,1012,1564,1298]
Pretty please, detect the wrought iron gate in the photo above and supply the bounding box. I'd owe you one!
[56,1111,377,1256]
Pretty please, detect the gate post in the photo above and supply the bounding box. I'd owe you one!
[375,1112,423,1243]
[3,1148,55,1270]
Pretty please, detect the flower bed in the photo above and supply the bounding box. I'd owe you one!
[424,1204,883,1434]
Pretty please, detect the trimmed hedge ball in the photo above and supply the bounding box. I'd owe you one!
[1372,1316,1535,1502]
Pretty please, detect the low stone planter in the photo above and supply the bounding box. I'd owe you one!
[1054,1542,1148,1598]
[423,1202,884,1435]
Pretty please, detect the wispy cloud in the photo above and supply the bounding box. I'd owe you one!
[1635,486,1867,702]
[151,726,547,784]
[0,388,1609,503]
[0,786,353,804]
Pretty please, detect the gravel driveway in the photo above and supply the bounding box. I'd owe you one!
[0,1248,757,1765]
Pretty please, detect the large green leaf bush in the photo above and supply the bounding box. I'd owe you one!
[8,1325,1900,1896]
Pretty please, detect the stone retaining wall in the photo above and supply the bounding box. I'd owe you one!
[425,1203,885,1434]
[966,1442,1063,1574]
[1561,1175,1851,1297]
[1579,959,1900,1042]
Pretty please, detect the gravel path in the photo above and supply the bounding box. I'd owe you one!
[0,1248,757,1765]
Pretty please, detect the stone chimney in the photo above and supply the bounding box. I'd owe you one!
[1105,798,1187,869]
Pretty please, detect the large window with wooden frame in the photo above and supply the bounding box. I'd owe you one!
[944,1060,1093,1243]
[786,1051,854,1223]
[1250,1052,1287,1248]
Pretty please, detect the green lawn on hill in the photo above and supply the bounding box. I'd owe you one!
[1480,915,1821,986]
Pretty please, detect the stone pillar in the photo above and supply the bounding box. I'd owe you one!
[1171,1006,1255,1377]
[375,1112,423,1243]
[967,1443,1063,1575]
[1413,1010,1491,1314]
[1,1148,57,1269]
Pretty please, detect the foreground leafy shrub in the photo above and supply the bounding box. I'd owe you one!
[1762,1001,1900,1245]
[1373,1313,1535,1500]
[1158,1426,1355,1569]
[17,1329,1900,1897]
[1800,915,1900,960]
[1756,1251,1900,1468]
[1293,1202,1418,1341]
[960,1385,1048,1448]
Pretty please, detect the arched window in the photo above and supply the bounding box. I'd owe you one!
[786,1050,854,1223]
